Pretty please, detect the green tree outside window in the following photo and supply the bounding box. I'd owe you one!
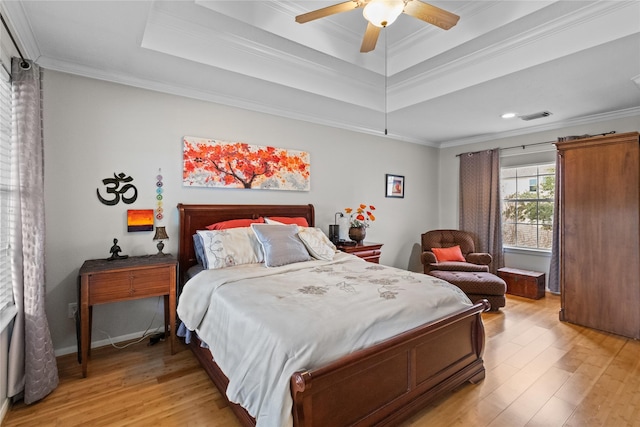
[501,164,555,249]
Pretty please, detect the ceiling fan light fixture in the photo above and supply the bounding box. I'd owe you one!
[363,0,405,28]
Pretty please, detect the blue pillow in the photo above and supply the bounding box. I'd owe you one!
[193,234,207,269]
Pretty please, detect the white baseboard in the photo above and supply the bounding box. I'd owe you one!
[54,329,159,357]
[0,395,9,424]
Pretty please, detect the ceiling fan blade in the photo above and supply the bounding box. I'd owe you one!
[295,1,362,24]
[360,22,381,53]
[403,0,460,30]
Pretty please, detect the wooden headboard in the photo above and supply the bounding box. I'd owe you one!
[176,203,315,283]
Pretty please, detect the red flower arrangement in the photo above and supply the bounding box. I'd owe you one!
[344,204,376,228]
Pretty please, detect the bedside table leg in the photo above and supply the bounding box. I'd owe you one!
[164,295,173,354]
[169,267,176,354]
[169,296,176,355]
[163,294,169,341]
[80,277,90,378]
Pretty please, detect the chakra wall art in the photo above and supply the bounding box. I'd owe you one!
[183,136,310,191]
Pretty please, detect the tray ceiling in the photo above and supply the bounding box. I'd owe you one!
[3,0,639,146]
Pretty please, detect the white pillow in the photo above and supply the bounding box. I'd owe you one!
[250,224,312,267]
[196,228,264,270]
[297,227,337,261]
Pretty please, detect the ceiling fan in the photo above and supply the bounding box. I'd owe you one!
[295,0,460,53]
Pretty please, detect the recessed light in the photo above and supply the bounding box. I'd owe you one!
[501,112,517,119]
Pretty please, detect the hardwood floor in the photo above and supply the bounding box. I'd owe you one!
[4,294,640,426]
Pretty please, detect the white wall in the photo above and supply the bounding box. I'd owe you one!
[437,114,640,284]
[43,70,440,355]
[44,69,639,356]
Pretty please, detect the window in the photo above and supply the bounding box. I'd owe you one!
[0,65,13,313]
[501,163,555,250]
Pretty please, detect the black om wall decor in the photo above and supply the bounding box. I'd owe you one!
[96,172,138,206]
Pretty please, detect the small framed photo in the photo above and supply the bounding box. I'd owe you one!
[385,174,404,198]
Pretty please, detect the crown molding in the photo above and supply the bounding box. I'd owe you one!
[37,49,640,151]
[0,0,41,61]
[388,0,505,73]
[143,1,381,108]
[196,0,384,74]
[440,106,640,148]
[38,54,430,147]
[388,0,639,111]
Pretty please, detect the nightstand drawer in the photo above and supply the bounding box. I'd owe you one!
[336,242,383,264]
[355,249,381,262]
[88,266,173,304]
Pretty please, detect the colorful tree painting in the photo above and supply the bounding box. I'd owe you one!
[183,136,310,191]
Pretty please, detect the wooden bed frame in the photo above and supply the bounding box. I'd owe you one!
[177,203,489,427]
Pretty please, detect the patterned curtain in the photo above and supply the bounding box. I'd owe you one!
[7,58,58,403]
[547,154,561,294]
[459,149,504,274]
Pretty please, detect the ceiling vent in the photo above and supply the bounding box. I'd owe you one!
[519,111,552,121]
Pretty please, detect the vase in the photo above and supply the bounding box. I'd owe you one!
[348,226,366,244]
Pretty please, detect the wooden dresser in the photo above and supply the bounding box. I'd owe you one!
[497,267,545,299]
[556,131,640,339]
[336,241,383,263]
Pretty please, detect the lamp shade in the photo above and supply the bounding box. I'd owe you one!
[153,226,169,241]
[363,0,404,28]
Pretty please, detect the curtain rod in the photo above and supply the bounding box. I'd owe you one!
[455,131,616,157]
[455,140,554,157]
[0,13,29,69]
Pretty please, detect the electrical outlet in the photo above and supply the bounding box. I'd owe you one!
[68,303,77,319]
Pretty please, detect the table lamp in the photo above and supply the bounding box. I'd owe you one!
[329,212,343,243]
[153,226,169,255]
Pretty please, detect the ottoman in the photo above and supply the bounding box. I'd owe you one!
[429,270,506,311]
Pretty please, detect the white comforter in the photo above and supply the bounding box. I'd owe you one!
[177,252,471,427]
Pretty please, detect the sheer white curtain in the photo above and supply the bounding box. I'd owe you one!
[459,149,504,274]
[7,58,58,403]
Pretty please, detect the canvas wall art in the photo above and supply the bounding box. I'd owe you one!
[183,136,310,191]
[127,209,154,232]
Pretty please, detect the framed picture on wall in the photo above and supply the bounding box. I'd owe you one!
[385,174,404,198]
[127,209,154,232]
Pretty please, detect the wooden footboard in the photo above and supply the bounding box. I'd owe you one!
[188,299,488,427]
[290,299,488,426]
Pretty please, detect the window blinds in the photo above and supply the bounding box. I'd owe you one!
[0,65,13,313]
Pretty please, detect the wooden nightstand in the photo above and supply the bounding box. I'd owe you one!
[336,241,383,263]
[78,254,178,377]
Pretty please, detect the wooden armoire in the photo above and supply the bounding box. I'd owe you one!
[556,131,640,339]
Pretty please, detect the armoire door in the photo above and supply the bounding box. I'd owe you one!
[558,132,640,339]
